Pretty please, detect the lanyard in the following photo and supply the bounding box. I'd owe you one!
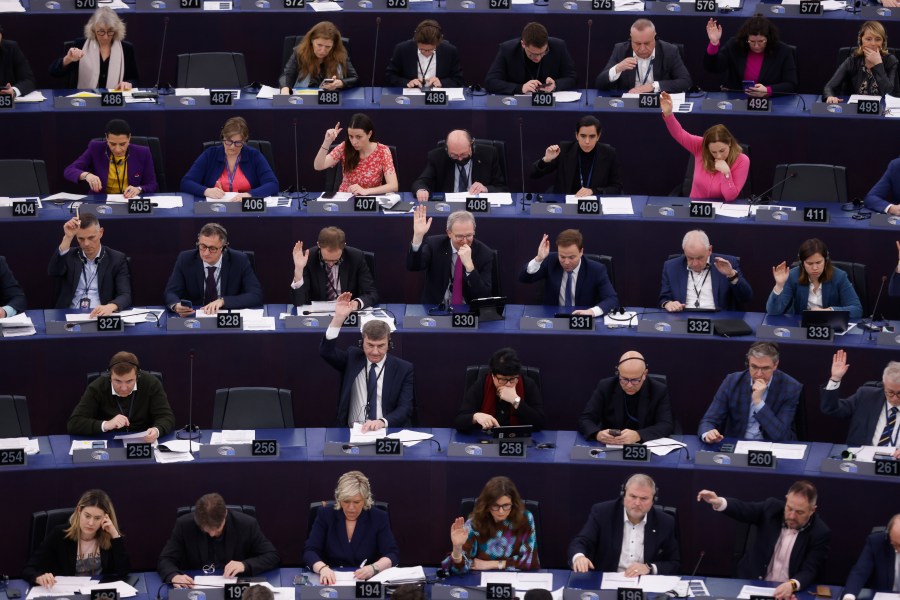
[688,266,711,308]
[417,53,435,83]
[225,154,242,192]
[638,58,654,85]
[81,258,100,299]
[111,157,127,193]
[114,390,136,431]
[578,154,594,189]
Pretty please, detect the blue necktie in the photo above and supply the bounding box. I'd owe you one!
[456,164,467,193]
[879,406,897,446]
[564,271,573,308]
[366,363,378,421]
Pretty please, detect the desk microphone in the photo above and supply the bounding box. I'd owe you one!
[518,116,530,212]
[291,117,302,203]
[301,310,334,316]
[124,310,162,327]
[670,551,706,598]
[583,19,593,107]
[176,348,200,443]
[745,171,796,214]
[152,16,171,96]
[369,17,382,104]
[720,87,808,111]
[861,275,888,335]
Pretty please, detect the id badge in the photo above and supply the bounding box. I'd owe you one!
[79,297,91,309]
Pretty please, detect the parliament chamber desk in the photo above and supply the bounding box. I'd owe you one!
[3,194,899,321]
[2,86,900,201]
[6,304,899,440]
[2,428,896,588]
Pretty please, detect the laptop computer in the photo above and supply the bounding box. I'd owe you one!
[801,309,850,333]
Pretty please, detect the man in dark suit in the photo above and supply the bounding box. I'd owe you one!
[699,341,801,443]
[843,515,900,600]
[49,213,131,317]
[484,22,577,95]
[660,229,752,312]
[530,115,623,196]
[891,241,900,296]
[698,480,831,599]
[384,19,464,89]
[158,492,280,587]
[407,207,494,304]
[596,19,691,94]
[63,119,158,196]
[569,474,680,575]
[821,351,900,454]
[579,351,673,444]
[519,229,618,316]
[0,256,26,318]
[413,130,507,202]
[320,292,414,431]
[0,27,35,97]
[290,226,378,309]
[165,222,263,315]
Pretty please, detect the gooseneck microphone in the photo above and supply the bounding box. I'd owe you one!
[176,348,200,444]
[370,17,382,104]
[862,275,888,335]
[518,116,528,212]
[151,16,171,97]
[746,171,797,214]
[583,19,593,107]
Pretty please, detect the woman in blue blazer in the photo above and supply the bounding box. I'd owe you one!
[181,117,279,199]
[766,238,863,318]
[304,471,399,584]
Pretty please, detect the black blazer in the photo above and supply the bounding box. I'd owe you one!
[596,40,691,93]
[567,498,680,574]
[412,144,507,195]
[319,335,414,427]
[820,384,888,446]
[0,256,27,314]
[49,38,139,88]
[578,375,674,442]
[454,374,545,433]
[484,37,577,95]
[531,141,622,196]
[291,246,378,308]
[23,526,130,584]
[722,497,831,588]
[703,39,798,94]
[824,53,899,98]
[303,507,400,569]
[48,246,131,311]
[0,38,36,96]
[157,511,280,582]
[406,236,494,304]
[844,531,898,597]
[164,248,263,310]
[384,39,464,88]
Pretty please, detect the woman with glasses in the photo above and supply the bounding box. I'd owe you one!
[824,21,897,103]
[24,490,129,585]
[441,476,538,574]
[766,238,863,318]
[314,113,398,195]
[279,21,357,94]
[384,19,464,89]
[703,15,797,97]
[181,116,279,200]
[453,347,545,433]
[49,7,138,90]
[305,471,399,585]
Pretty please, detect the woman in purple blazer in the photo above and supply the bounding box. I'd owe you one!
[64,119,157,197]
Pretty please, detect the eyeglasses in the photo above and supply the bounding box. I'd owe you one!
[885,389,900,399]
[452,234,475,242]
[94,29,116,37]
[197,243,223,254]
[202,564,215,574]
[493,374,519,385]
[619,375,645,386]
[490,503,513,512]
[222,139,244,148]
[448,152,472,161]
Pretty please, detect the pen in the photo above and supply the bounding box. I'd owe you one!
[360,560,367,568]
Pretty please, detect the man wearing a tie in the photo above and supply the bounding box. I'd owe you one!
[320,292,414,432]
[821,351,900,457]
[518,229,618,316]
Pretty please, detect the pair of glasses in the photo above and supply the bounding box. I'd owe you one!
[94,29,116,37]
[202,564,215,574]
[619,376,644,386]
[490,503,513,512]
[197,243,223,254]
[453,234,475,242]
[222,139,244,147]
[493,375,519,385]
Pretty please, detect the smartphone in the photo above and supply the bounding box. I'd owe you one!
[742,80,755,89]
[322,78,335,85]
[180,299,193,309]
[609,429,622,437]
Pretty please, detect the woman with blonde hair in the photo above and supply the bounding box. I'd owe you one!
[279,21,358,93]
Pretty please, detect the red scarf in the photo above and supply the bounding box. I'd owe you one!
[480,375,525,426]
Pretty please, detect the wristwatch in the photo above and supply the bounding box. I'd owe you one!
[371,564,380,575]
[727,271,740,282]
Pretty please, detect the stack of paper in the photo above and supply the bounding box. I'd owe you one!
[853,446,897,462]
[369,566,426,583]
[0,197,42,207]
[0,313,36,337]
[81,580,138,598]
[386,430,434,447]
[443,192,513,206]
[211,430,255,444]
[0,0,25,13]
[601,574,682,594]
[117,308,164,325]
[27,576,92,599]
[738,585,778,599]
[0,437,40,454]
[310,1,341,10]
[350,423,386,444]
[480,572,553,591]
[156,439,200,464]
[403,88,466,101]
[734,441,807,459]
[644,438,687,456]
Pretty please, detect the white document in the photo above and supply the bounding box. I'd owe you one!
[624,92,684,106]
[600,573,639,589]
[0,197,42,207]
[854,445,897,462]
[633,576,683,593]
[566,195,596,202]
[82,580,138,597]
[310,1,342,9]
[256,85,280,99]
[203,1,233,9]
[196,308,265,319]
[644,438,687,456]
[159,440,201,453]
[781,0,845,8]
[601,197,634,215]
[604,312,638,328]
[0,312,36,337]
[738,585,778,599]
[403,87,466,101]
[443,192,513,206]
[69,440,105,455]
[175,88,209,96]
[369,565,426,583]
[350,423,387,444]
[480,572,552,591]
[14,90,45,101]
[885,94,900,109]
[0,437,40,454]
[849,94,882,104]
[733,441,807,460]
[318,192,353,201]
[118,308,164,324]
[211,430,255,444]
[0,0,25,13]
[194,576,237,587]
[113,431,154,443]
[386,430,434,447]
[156,448,196,463]
[265,196,291,207]
[480,572,519,587]
[65,313,96,323]
[27,576,93,598]
[43,192,86,201]
[873,593,900,600]
[243,316,276,330]
[715,204,754,219]
[105,195,183,208]
[553,91,582,103]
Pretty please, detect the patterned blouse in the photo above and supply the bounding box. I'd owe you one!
[440,510,539,574]
[328,142,395,193]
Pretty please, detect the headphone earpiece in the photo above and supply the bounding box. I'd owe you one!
[107,359,142,377]
[614,356,648,376]
[358,338,395,350]
[619,479,660,503]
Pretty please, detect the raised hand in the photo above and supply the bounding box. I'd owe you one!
[660,91,673,117]
[831,349,850,382]
[543,145,561,163]
[323,121,343,146]
[706,18,722,45]
[772,261,790,287]
[535,234,550,262]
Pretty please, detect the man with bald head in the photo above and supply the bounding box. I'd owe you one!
[659,229,752,312]
[843,514,900,600]
[412,129,507,202]
[578,351,673,444]
[595,18,691,94]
